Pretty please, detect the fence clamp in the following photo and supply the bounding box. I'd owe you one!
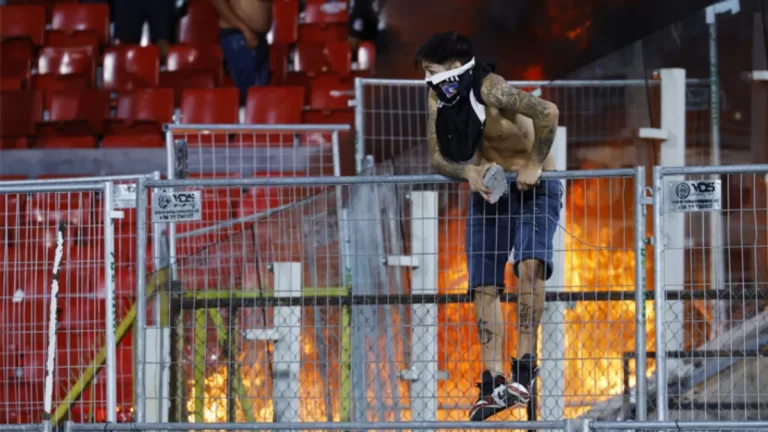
[399,366,448,382]
[383,255,420,268]
[241,329,281,341]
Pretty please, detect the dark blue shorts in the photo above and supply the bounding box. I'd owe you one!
[465,179,563,294]
[219,29,271,105]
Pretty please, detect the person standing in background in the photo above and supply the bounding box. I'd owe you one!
[213,0,272,104]
[112,0,177,61]
[348,0,389,59]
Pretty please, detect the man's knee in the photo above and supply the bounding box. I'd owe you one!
[472,285,501,302]
[518,259,545,284]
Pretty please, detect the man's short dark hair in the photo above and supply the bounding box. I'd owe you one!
[415,31,474,67]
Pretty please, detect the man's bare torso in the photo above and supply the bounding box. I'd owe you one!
[480,106,557,172]
[429,90,557,172]
[219,0,272,33]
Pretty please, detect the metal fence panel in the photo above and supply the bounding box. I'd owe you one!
[352,78,712,174]
[0,183,113,427]
[652,164,768,423]
[136,167,649,427]
[0,175,160,429]
[163,124,349,179]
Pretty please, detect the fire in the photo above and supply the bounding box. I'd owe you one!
[187,176,658,423]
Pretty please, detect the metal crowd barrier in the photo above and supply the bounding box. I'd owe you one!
[0,173,163,431]
[3,164,768,430]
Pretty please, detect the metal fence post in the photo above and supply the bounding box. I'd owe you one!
[634,166,648,420]
[652,166,667,422]
[353,77,365,173]
[135,177,149,423]
[408,191,438,425]
[540,126,567,425]
[657,68,687,421]
[102,181,121,423]
[272,262,303,422]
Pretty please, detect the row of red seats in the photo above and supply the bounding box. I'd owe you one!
[1,0,350,49]
[1,41,371,92]
[0,84,354,149]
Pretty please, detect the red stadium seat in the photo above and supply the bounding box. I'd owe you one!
[103,45,160,91]
[0,5,46,46]
[245,86,305,124]
[178,0,220,45]
[1,76,23,90]
[50,3,110,46]
[35,89,110,148]
[0,90,43,149]
[302,107,354,124]
[35,46,96,88]
[272,0,299,44]
[236,172,314,218]
[304,0,349,24]
[356,41,376,73]
[1,39,34,87]
[270,44,290,85]
[26,190,96,227]
[102,88,174,148]
[180,88,240,124]
[298,23,347,44]
[159,71,216,107]
[295,41,351,76]
[165,44,224,85]
[1,192,27,245]
[308,73,354,109]
[46,28,100,52]
[0,299,50,355]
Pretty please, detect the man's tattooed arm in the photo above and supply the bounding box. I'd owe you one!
[479,73,559,165]
[427,91,471,179]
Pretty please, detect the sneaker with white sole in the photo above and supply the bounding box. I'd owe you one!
[469,370,529,421]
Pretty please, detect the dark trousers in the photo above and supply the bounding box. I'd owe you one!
[219,28,270,105]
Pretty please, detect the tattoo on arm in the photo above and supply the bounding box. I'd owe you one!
[480,74,559,164]
[476,319,493,346]
[428,93,470,179]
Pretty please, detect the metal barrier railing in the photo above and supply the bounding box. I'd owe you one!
[0,173,164,429]
[651,163,768,422]
[4,164,768,430]
[350,77,712,174]
[134,167,648,426]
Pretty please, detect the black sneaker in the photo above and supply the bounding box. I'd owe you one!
[469,370,528,421]
[510,354,539,404]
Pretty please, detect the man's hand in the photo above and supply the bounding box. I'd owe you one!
[240,26,259,48]
[516,161,542,191]
[466,163,495,202]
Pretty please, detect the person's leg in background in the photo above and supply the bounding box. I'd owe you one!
[112,0,145,44]
[467,193,527,421]
[511,179,562,392]
[146,0,177,61]
[220,29,270,105]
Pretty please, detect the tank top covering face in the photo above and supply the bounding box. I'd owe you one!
[426,58,494,163]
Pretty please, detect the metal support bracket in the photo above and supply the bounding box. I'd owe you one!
[241,329,281,341]
[638,127,670,141]
[383,255,420,268]
[398,366,448,381]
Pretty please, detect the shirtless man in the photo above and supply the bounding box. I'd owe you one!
[416,31,561,421]
[213,0,272,104]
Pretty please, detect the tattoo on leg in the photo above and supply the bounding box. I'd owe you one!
[477,319,493,346]
[519,304,535,329]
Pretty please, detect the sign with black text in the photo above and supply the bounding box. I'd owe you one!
[666,180,721,212]
[151,190,202,222]
[112,183,137,209]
